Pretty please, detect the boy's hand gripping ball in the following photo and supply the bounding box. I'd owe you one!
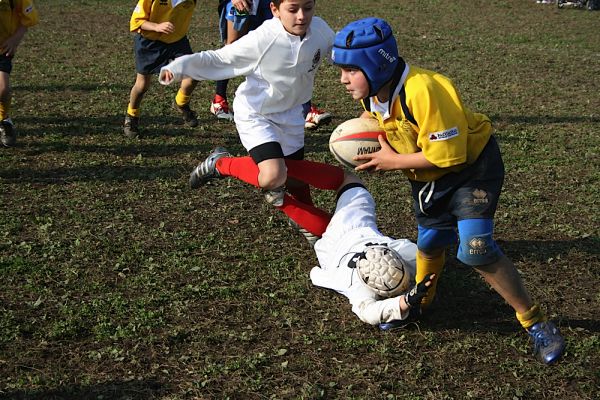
[329,118,385,168]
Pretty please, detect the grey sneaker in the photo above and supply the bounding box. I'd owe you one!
[288,218,320,247]
[174,101,199,127]
[263,187,285,207]
[0,119,16,147]
[123,114,139,138]
[527,321,565,365]
[189,147,231,189]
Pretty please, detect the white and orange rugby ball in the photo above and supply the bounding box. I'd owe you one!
[329,118,385,168]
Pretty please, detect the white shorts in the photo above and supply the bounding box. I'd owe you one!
[327,186,379,238]
[232,100,305,155]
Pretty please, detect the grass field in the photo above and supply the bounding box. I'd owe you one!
[1,0,599,399]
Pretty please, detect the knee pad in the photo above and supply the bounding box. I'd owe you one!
[263,186,285,207]
[417,226,457,252]
[457,219,503,266]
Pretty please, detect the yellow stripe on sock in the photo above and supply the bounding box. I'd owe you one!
[175,89,191,107]
[0,101,9,120]
[516,304,546,329]
[127,104,140,117]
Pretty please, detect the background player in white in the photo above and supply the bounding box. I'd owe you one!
[186,146,435,329]
[160,0,334,223]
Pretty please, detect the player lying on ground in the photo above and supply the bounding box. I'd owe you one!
[188,147,434,329]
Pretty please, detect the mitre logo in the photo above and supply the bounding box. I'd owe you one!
[378,48,397,64]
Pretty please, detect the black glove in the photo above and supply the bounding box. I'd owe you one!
[404,273,435,308]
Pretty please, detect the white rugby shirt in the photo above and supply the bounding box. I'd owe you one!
[160,17,334,115]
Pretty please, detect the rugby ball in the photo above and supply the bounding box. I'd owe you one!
[329,118,385,168]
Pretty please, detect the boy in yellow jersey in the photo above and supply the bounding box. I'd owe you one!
[124,0,199,138]
[0,0,38,147]
[332,17,565,365]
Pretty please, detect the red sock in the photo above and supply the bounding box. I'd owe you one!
[216,157,341,236]
[215,156,259,186]
[217,157,345,191]
[286,180,314,205]
[285,159,344,190]
[278,194,331,236]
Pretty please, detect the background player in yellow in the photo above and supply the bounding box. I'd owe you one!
[124,0,199,138]
[0,0,38,147]
[331,17,565,365]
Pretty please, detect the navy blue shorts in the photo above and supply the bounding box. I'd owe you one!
[0,54,13,74]
[134,34,193,75]
[410,136,505,230]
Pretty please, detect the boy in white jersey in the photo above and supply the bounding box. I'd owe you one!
[185,145,435,328]
[332,17,565,364]
[211,0,332,129]
[160,0,334,232]
[0,0,38,147]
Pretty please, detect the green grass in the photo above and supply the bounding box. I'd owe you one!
[1,0,599,399]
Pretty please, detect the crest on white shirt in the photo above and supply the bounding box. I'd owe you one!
[308,49,321,72]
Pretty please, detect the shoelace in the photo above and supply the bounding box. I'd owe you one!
[530,327,551,349]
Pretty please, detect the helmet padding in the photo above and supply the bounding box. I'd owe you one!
[332,18,401,97]
[349,245,412,298]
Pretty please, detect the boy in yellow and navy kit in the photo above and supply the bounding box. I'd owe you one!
[124,0,199,138]
[332,17,565,365]
[0,0,38,147]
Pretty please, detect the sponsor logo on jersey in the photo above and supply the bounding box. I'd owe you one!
[428,127,459,142]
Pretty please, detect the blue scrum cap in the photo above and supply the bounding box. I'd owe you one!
[332,17,400,97]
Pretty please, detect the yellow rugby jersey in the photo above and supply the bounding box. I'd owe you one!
[130,0,196,44]
[363,65,492,182]
[0,0,38,44]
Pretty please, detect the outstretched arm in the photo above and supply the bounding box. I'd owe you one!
[160,28,264,85]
